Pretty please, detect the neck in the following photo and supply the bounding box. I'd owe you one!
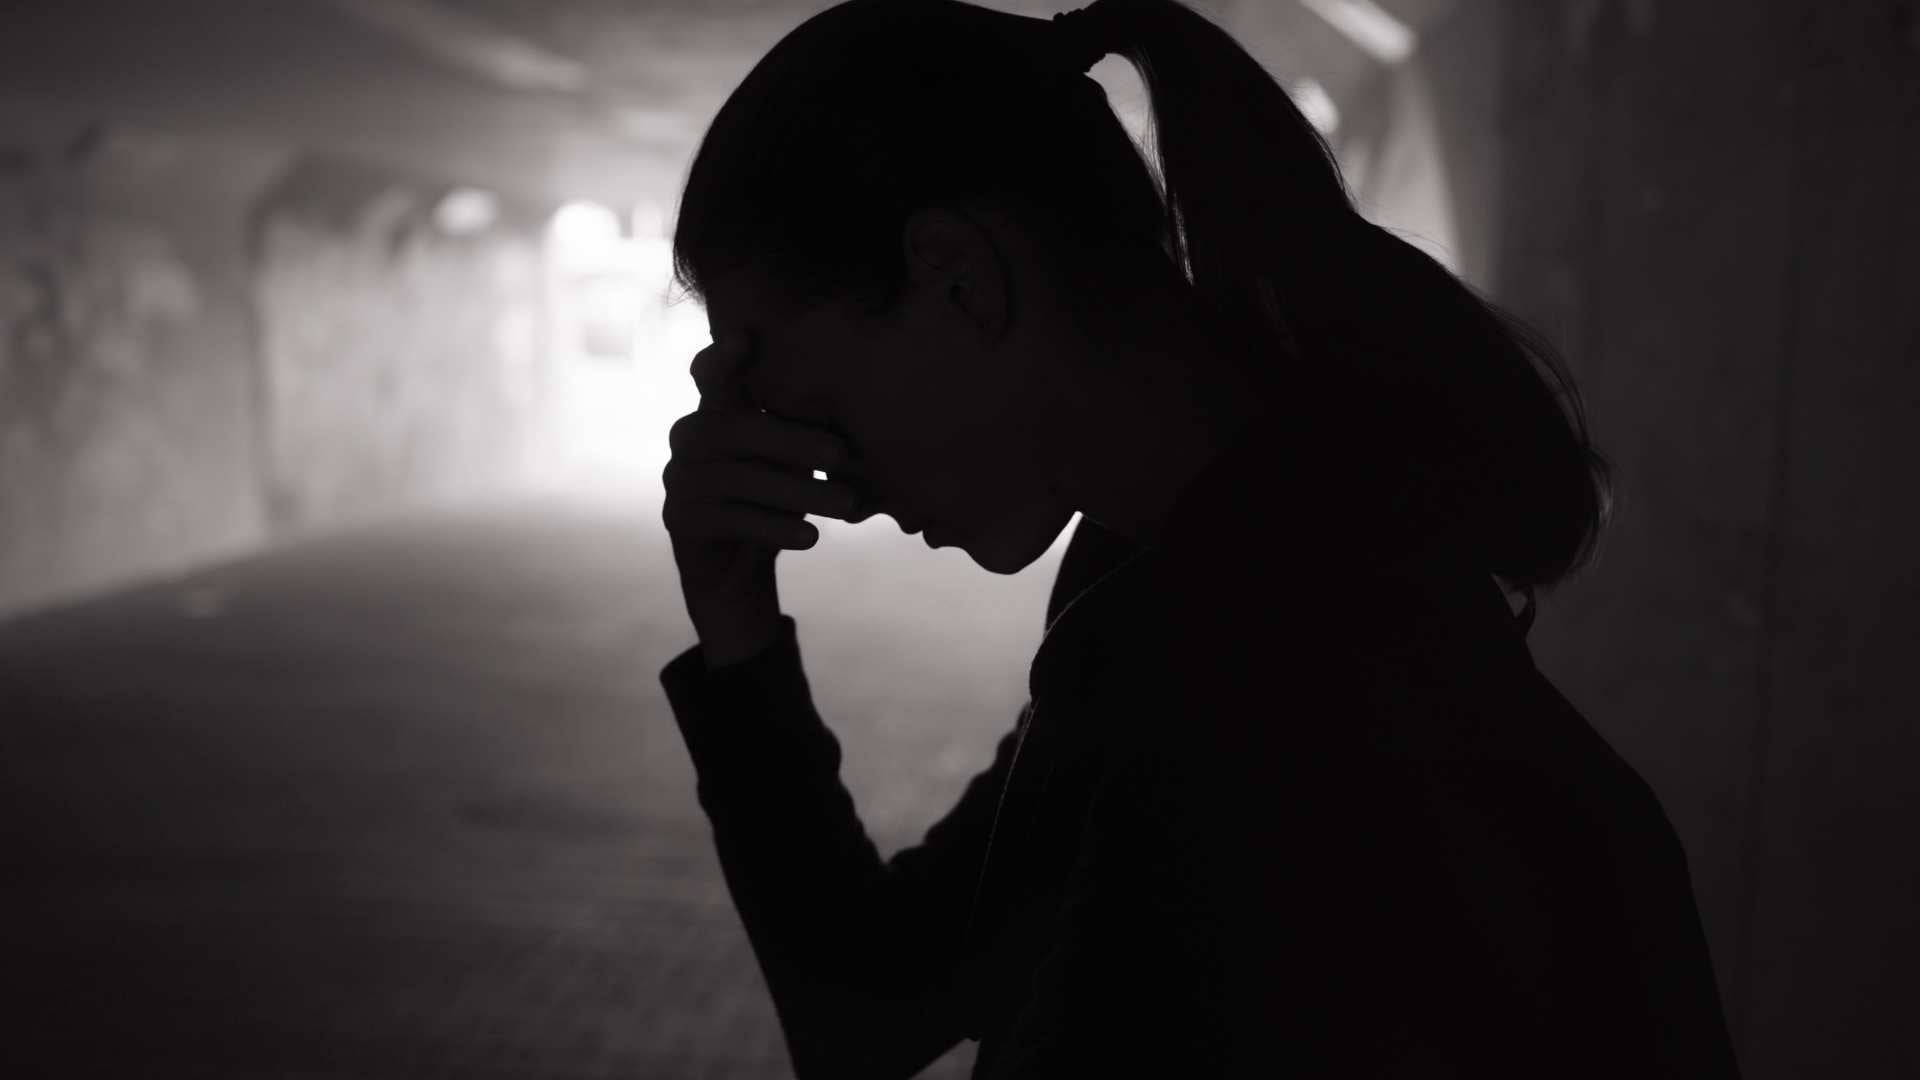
[1045,281,1273,549]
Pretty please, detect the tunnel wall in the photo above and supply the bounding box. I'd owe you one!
[0,106,562,617]
[0,117,278,617]
[250,158,553,533]
[1345,2,1918,1076]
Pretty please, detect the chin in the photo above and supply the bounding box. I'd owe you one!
[958,508,1076,576]
[963,544,1032,576]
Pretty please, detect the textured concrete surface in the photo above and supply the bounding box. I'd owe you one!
[0,496,1067,1078]
[1465,3,1920,1076]
[0,118,280,616]
[0,107,573,619]
[252,156,555,533]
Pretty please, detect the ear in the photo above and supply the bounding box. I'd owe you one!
[902,206,1010,340]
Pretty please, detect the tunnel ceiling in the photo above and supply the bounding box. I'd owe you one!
[0,0,1451,213]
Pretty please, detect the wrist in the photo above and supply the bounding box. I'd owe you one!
[694,609,785,670]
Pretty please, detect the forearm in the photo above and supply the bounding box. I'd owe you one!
[659,615,971,1077]
[663,617,893,953]
[682,557,784,671]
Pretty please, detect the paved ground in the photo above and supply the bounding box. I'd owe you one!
[0,494,1066,1078]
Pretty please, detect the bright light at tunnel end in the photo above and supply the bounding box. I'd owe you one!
[546,200,624,269]
[526,196,713,501]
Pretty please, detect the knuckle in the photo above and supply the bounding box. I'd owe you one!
[667,414,696,454]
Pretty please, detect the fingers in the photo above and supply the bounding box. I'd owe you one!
[668,331,878,555]
[667,408,849,475]
[662,499,823,551]
[663,458,867,522]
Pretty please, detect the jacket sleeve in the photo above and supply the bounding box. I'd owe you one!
[659,613,1027,1080]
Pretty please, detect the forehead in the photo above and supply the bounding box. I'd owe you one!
[701,266,817,333]
[700,267,765,334]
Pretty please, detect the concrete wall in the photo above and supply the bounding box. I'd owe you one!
[1344,2,1918,1075]
[251,158,553,532]
[0,103,564,617]
[0,114,280,616]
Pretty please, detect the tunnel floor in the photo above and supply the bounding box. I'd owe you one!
[0,496,1022,1079]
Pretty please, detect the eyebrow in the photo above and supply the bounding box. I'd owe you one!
[742,355,802,421]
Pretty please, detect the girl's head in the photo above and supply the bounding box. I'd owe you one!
[672,0,1611,597]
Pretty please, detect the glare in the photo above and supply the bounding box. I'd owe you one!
[533,199,706,498]
[1289,78,1341,135]
[546,200,623,269]
[1299,0,1418,64]
[433,186,498,235]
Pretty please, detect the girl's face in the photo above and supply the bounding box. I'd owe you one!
[702,255,1079,576]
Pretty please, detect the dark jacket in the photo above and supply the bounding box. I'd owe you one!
[659,407,1743,1079]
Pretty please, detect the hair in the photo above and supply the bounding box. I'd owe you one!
[670,0,1612,601]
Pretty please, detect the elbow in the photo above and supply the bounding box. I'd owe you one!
[781,988,967,1080]
[790,1040,959,1080]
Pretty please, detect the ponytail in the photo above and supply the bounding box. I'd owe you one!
[1098,0,1611,596]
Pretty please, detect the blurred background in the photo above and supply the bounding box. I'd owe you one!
[0,1,1913,1076]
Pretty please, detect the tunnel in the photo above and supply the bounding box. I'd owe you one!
[1,2,1915,1077]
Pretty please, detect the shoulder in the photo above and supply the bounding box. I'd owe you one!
[1093,561,1563,824]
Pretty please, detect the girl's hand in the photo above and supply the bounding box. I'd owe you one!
[661,331,866,665]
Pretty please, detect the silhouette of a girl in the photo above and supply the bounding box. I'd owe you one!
[658,2,1742,1077]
